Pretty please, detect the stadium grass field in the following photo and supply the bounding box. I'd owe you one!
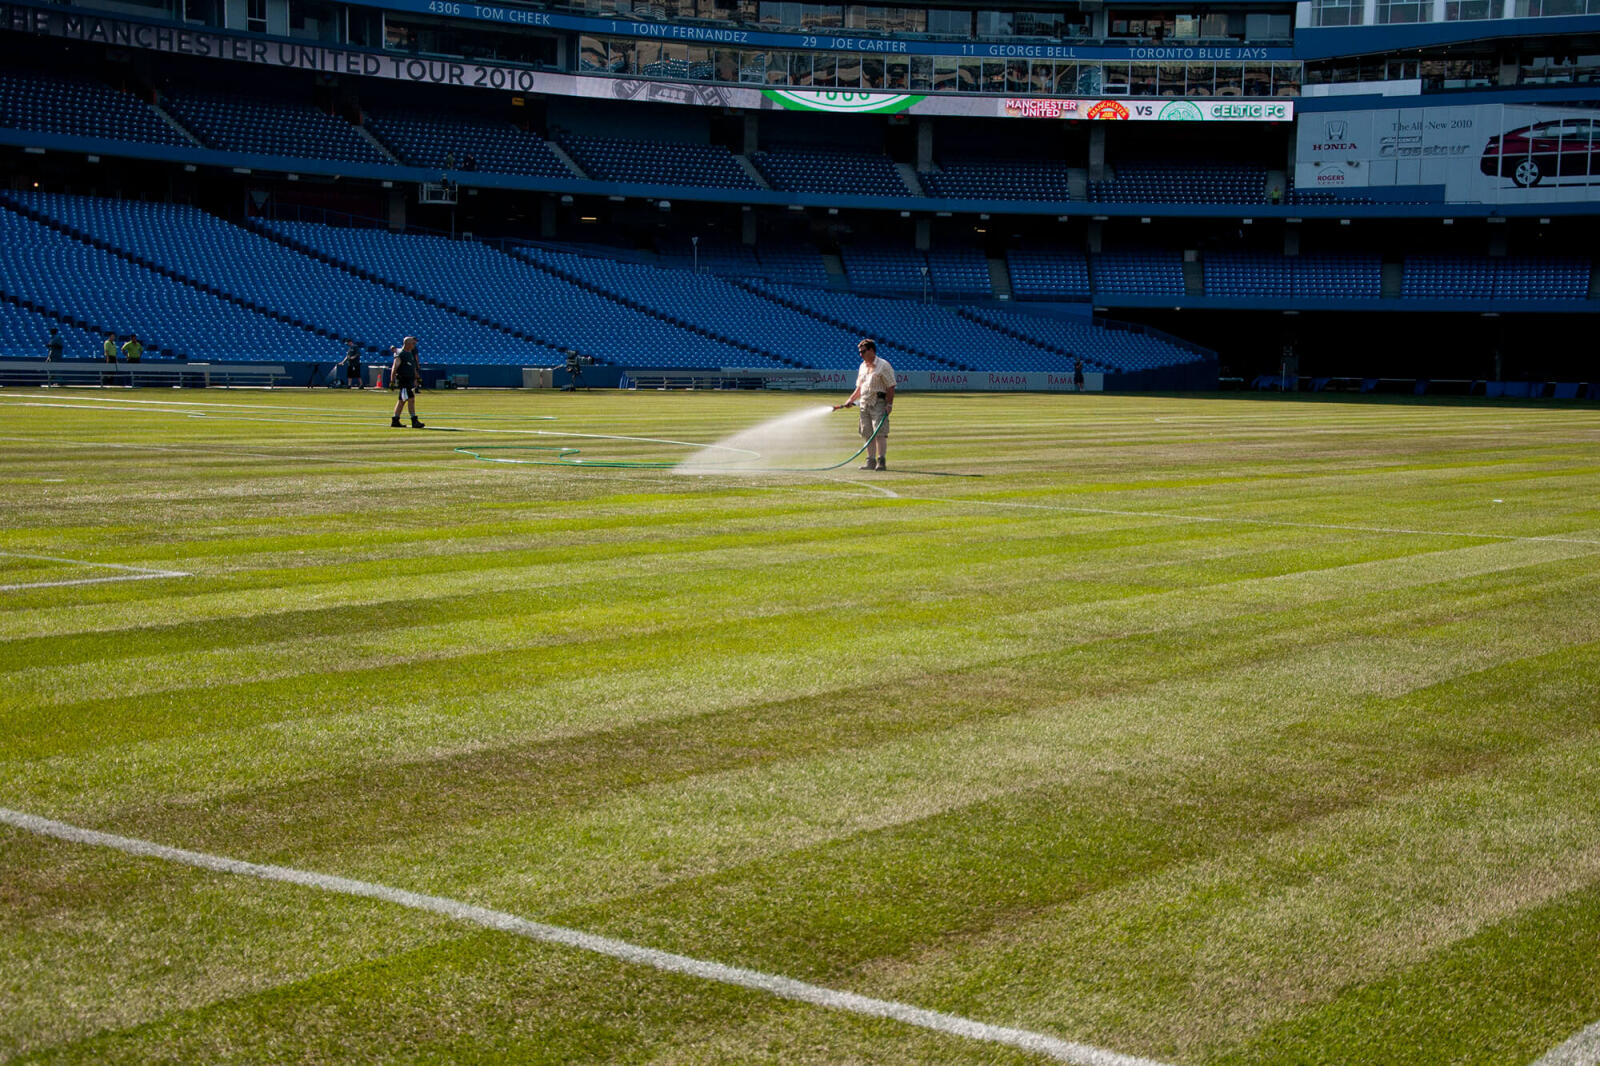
[2,386,1599,1066]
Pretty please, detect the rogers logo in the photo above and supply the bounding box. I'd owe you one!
[1316,171,1346,184]
[1087,100,1130,121]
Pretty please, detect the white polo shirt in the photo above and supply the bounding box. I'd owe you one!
[856,357,895,403]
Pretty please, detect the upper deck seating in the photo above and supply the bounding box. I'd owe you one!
[0,69,189,147]
[162,87,386,164]
[364,106,572,178]
[919,159,1075,202]
[752,148,913,197]
[1006,248,1093,299]
[555,131,760,189]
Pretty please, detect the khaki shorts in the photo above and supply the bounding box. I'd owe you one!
[858,399,889,441]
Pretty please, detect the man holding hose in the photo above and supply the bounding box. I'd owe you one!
[834,338,895,470]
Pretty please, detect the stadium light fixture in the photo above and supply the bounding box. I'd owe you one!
[381,180,392,188]
[1339,219,1351,225]
[1242,218,1252,225]
[1092,215,1109,221]
[1487,216,1505,224]
[1141,217,1151,224]
[287,174,299,182]
[900,211,910,218]
[86,154,99,163]
[232,167,251,174]
[609,195,626,202]
[23,147,44,155]
[184,165,197,173]
[1442,218,1454,225]
[1540,217,1551,224]
[828,207,839,215]
[580,216,598,222]
[937,211,952,218]
[1057,215,1069,222]
[980,213,990,220]
[560,195,574,205]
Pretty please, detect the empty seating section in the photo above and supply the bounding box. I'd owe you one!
[1403,255,1590,300]
[364,107,571,177]
[0,302,104,360]
[162,88,385,164]
[512,247,892,369]
[0,70,189,147]
[1401,255,1496,299]
[1204,253,1291,298]
[752,149,911,196]
[926,247,992,297]
[754,243,831,287]
[751,282,1074,373]
[656,237,761,277]
[1006,248,1092,299]
[1490,257,1589,299]
[1293,253,1383,299]
[556,132,759,189]
[1092,163,1267,205]
[7,191,540,361]
[265,220,762,367]
[1092,251,1186,296]
[920,160,1074,202]
[964,307,1206,374]
[1205,252,1388,300]
[0,203,326,361]
[841,244,926,293]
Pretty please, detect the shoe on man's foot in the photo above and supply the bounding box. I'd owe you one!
[410,419,426,429]
[860,462,876,470]
[875,459,886,470]
[390,418,403,427]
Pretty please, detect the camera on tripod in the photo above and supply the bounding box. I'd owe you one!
[562,350,594,390]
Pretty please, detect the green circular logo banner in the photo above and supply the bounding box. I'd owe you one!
[763,90,926,114]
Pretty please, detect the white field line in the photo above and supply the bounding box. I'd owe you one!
[0,807,1170,1066]
[893,495,1600,548]
[0,551,190,592]
[1534,1022,1600,1066]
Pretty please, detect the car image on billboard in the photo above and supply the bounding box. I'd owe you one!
[1481,118,1600,187]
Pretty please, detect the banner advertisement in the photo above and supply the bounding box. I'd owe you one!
[766,368,1104,392]
[2,2,1292,121]
[1296,101,1600,203]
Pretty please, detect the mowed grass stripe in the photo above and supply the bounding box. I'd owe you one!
[1208,880,1600,1066]
[0,520,1459,702]
[58,558,1600,901]
[7,536,1595,824]
[6,614,1593,1062]
[8,531,1592,764]
[865,719,1600,1064]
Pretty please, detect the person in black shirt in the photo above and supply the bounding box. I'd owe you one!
[45,328,63,362]
[389,336,424,427]
[343,343,364,389]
